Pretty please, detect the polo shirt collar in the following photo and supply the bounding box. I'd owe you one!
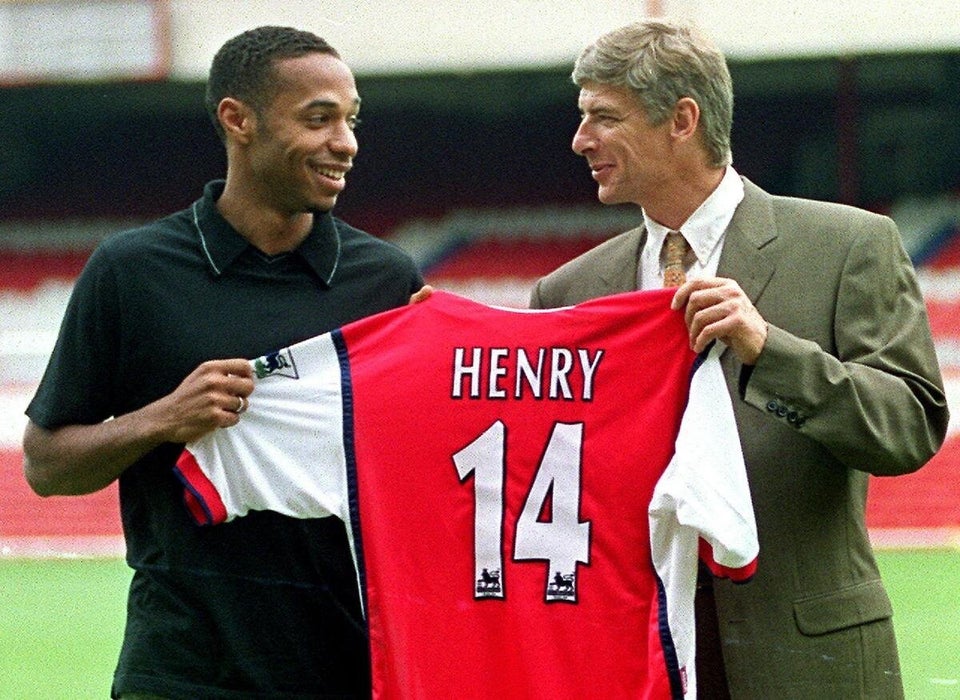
[295,213,342,286]
[192,179,342,286]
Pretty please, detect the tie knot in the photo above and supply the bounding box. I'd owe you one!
[662,231,690,287]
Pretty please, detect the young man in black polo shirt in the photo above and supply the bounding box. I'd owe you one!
[23,27,424,699]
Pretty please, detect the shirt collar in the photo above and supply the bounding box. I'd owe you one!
[642,166,744,266]
[296,212,342,286]
[192,180,342,286]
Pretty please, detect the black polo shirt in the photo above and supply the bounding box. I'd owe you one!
[27,180,424,699]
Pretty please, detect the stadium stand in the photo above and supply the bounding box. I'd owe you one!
[1,200,959,555]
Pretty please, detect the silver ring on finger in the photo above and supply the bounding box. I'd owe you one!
[233,395,246,414]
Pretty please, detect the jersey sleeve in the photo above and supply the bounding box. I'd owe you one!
[649,342,759,580]
[646,343,758,698]
[175,332,350,526]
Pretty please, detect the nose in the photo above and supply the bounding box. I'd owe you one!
[572,120,594,156]
[331,121,358,157]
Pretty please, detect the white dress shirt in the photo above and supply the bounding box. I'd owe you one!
[638,166,745,290]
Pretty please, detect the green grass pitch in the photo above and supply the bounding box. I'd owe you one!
[1,550,957,698]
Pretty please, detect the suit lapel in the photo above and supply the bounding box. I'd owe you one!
[597,225,647,295]
[576,178,778,305]
[718,178,778,305]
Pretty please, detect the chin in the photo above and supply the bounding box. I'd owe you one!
[597,190,621,205]
[310,197,337,212]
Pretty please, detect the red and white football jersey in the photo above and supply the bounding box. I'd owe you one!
[176,289,757,699]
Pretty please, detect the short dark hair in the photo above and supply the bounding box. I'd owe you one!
[205,26,340,142]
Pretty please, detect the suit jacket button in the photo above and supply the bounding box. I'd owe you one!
[787,411,799,423]
[766,400,779,412]
[777,406,788,418]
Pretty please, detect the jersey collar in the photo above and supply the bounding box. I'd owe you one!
[193,180,342,286]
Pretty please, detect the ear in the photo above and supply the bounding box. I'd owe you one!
[217,97,255,144]
[671,97,700,142]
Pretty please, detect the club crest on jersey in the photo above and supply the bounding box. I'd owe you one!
[253,348,299,380]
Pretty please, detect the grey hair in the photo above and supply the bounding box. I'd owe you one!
[572,19,733,168]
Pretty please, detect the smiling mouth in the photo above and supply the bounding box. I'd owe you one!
[312,165,348,181]
[589,163,612,180]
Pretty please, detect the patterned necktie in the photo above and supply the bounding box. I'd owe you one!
[662,231,691,287]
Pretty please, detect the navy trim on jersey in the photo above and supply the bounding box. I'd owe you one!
[655,573,685,699]
[680,342,713,422]
[333,328,370,623]
[650,340,714,700]
[693,341,715,375]
[175,472,215,526]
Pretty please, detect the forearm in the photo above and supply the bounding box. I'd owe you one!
[22,407,170,496]
[743,324,948,475]
[23,358,256,496]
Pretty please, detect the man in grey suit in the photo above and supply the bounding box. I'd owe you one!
[530,19,949,699]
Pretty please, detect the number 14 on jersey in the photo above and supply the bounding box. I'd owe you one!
[453,420,592,603]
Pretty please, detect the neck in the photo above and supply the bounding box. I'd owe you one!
[642,166,725,231]
[216,181,315,256]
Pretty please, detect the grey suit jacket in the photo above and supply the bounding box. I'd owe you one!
[531,178,949,698]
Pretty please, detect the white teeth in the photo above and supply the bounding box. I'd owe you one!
[314,166,345,180]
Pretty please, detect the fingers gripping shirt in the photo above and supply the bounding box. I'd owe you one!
[175,289,758,699]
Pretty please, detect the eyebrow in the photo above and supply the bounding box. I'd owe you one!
[579,104,619,117]
[305,97,362,111]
